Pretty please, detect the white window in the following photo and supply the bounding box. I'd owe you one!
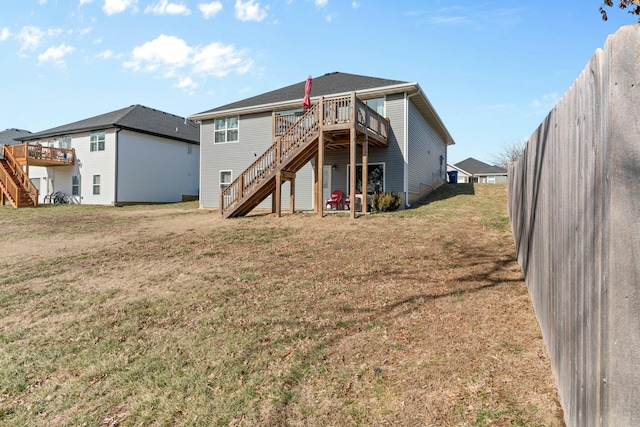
[214,117,239,143]
[92,175,100,195]
[346,163,385,193]
[72,176,80,196]
[57,136,71,149]
[365,97,385,116]
[487,175,496,184]
[219,170,232,189]
[90,132,105,152]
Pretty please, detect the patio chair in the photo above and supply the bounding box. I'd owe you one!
[325,190,343,210]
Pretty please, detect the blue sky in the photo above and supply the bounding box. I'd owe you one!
[0,0,634,164]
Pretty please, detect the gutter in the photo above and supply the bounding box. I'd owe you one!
[188,82,425,121]
[114,128,121,206]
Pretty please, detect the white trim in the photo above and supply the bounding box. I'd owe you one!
[213,116,239,144]
[219,169,233,189]
[345,162,386,193]
[404,92,411,206]
[189,82,423,121]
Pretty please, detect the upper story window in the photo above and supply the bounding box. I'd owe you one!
[57,136,71,149]
[214,117,239,143]
[90,131,105,152]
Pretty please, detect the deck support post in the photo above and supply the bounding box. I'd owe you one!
[289,177,295,214]
[313,156,318,213]
[275,170,282,217]
[349,92,357,219]
[362,134,368,214]
[317,97,325,218]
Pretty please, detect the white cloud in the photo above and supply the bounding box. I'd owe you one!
[38,44,75,67]
[315,0,327,7]
[39,0,48,5]
[145,0,191,15]
[0,27,11,41]
[18,26,45,51]
[326,12,337,22]
[192,41,252,76]
[96,49,122,59]
[124,34,253,91]
[235,0,268,22]
[79,0,94,5]
[103,0,138,15]
[124,34,192,73]
[176,77,198,94]
[351,1,359,9]
[198,1,223,19]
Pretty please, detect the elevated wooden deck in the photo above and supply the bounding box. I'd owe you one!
[220,93,389,219]
[7,143,75,167]
[0,143,75,208]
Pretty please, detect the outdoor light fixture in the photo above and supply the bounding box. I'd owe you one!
[332,164,337,170]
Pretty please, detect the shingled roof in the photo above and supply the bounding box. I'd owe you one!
[20,105,199,144]
[454,157,507,175]
[0,128,32,145]
[193,72,408,116]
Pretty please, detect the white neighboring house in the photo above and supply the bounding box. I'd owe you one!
[17,105,200,205]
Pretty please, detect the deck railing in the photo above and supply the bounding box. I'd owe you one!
[7,142,75,165]
[1,144,38,206]
[220,103,320,213]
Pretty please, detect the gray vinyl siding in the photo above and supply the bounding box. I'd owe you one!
[407,99,447,199]
[383,93,407,195]
[199,111,314,210]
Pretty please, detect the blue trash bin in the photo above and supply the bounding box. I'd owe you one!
[447,170,458,184]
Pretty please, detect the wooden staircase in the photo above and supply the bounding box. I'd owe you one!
[220,94,390,218]
[0,145,38,208]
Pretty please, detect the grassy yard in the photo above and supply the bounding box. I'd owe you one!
[0,184,563,426]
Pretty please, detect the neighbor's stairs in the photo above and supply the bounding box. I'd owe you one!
[0,157,37,208]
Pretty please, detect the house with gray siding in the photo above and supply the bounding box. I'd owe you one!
[189,72,455,218]
[447,158,507,184]
[6,105,199,206]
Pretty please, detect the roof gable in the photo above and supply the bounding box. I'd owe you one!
[195,72,407,115]
[21,105,200,144]
[454,157,507,175]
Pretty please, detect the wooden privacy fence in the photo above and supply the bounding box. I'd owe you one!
[507,25,640,427]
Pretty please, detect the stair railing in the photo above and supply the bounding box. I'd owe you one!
[0,158,20,207]
[220,103,321,214]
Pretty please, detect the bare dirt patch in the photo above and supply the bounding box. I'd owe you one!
[0,185,564,426]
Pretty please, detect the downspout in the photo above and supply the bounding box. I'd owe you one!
[405,91,420,208]
[114,128,121,206]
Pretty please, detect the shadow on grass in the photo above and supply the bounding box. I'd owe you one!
[224,241,523,424]
[415,183,475,207]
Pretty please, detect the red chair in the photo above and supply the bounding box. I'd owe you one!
[343,190,361,210]
[325,190,343,210]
